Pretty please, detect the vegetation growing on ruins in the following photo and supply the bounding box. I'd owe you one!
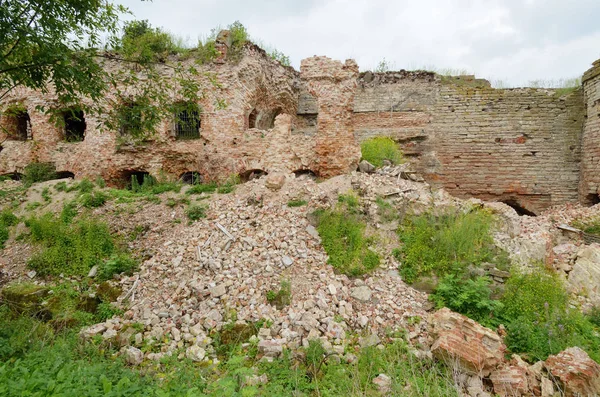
[394,207,506,284]
[360,137,403,167]
[315,193,380,276]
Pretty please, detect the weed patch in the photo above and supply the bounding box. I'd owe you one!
[266,280,291,309]
[0,210,18,248]
[395,208,506,283]
[186,204,207,221]
[287,199,307,208]
[26,213,133,278]
[316,196,380,276]
[22,162,57,186]
[361,137,403,167]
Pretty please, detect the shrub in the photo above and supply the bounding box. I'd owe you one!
[316,203,380,276]
[120,19,175,62]
[26,214,128,277]
[500,268,600,361]
[79,190,108,208]
[266,280,291,310]
[360,137,403,167]
[187,182,217,194]
[430,274,502,327]
[98,254,137,281]
[287,199,307,208]
[396,208,503,283]
[22,162,57,186]
[186,205,206,221]
[0,210,18,248]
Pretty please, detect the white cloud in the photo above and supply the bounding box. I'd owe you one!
[118,0,600,86]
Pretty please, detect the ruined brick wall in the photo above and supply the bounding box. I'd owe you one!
[300,57,361,177]
[0,44,324,183]
[431,84,584,214]
[579,60,600,204]
[352,72,585,214]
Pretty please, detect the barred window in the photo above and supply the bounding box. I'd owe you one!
[174,104,200,140]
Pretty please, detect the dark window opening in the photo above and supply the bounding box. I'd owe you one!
[240,169,268,182]
[502,200,537,217]
[120,170,152,190]
[1,172,23,181]
[248,109,258,129]
[293,169,318,180]
[180,171,203,185]
[3,109,31,141]
[585,193,600,207]
[56,171,75,179]
[174,104,200,140]
[63,109,86,142]
[118,101,143,136]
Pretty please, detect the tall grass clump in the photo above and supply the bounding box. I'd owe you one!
[500,267,600,362]
[22,162,57,186]
[315,194,380,276]
[26,213,133,278]
[0,210,18,248]
[360,137,402,167]
[395,208,504,284]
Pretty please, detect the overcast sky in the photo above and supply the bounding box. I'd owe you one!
[119,0,600,87]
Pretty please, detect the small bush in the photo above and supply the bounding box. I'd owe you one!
[187,182,217,194]
[396,208,503,283]
[22,162,57,186]
[41,187,51,202]
[316,201,380,276]
[54,181,68,192]
[266,280,291,310]
[26,214,129,277]
[60,201,78,224]
[431,274,502,327]
[98,254,137,281]
[79,190,108,208]
[70,179,94,193]
[287,199,307,208]
[500,267,600,361]
[360,137,403,167]
[0,210,18,248]
[186,205,206,221]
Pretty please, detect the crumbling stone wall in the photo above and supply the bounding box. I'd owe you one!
[300,56,361,176]
[353,72,585,214]
[579,60,600,204]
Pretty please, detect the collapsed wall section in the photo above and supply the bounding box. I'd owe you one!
[352,72,585,213]
[300,57,361,177]
[579,60,600,204]
[431,84,584,214]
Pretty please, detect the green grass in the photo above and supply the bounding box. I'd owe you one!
[375,197,399,223]
[186,204,207,222]
[0,210,18,248]
[186,182,217,194]
[266,280,291,310]
[315,196,380,276]
[26,213,134,278]
[79,190,108,208]
[394,208,507,283]
[22,162,57,186]
[360,137,403,167]
[287,199,307,208]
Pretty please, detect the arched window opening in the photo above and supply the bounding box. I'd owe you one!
[55,171,75,179]
[585,193,600,207]
[2,107,31,141]
[1,172,23,181]
[240,169,268,182]
[248,109,258,129]
[179,171,203,185]
[63,109,86,142]
[293,169,318,180]
[119,170,153,190]
[502,199,537,217]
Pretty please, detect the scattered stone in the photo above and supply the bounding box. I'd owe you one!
[281,256,294,267]
[80,323,107,339]
[372,373,391,394]
[358,160,376,174]
[359,333,380,348]
[88,266,98,278]
[430,308,506,376]
[123,346,143,366]
[351,285,372,302]
[258,339,284,358]
[210,284,227,298]
[27,270,36,279]
[265,173,286,191]
[305,225,320,240]
[545,347,600,397]
[186,345,206,362]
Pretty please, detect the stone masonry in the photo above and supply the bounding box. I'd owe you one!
[1,32,600,212]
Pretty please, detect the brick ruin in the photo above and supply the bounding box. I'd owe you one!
[1,34,600,214]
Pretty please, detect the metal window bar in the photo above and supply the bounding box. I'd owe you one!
[175,109,200,140]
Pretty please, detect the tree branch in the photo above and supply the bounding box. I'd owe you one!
[3,6,40,60]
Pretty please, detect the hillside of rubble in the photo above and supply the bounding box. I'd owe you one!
[1,158,600,396]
